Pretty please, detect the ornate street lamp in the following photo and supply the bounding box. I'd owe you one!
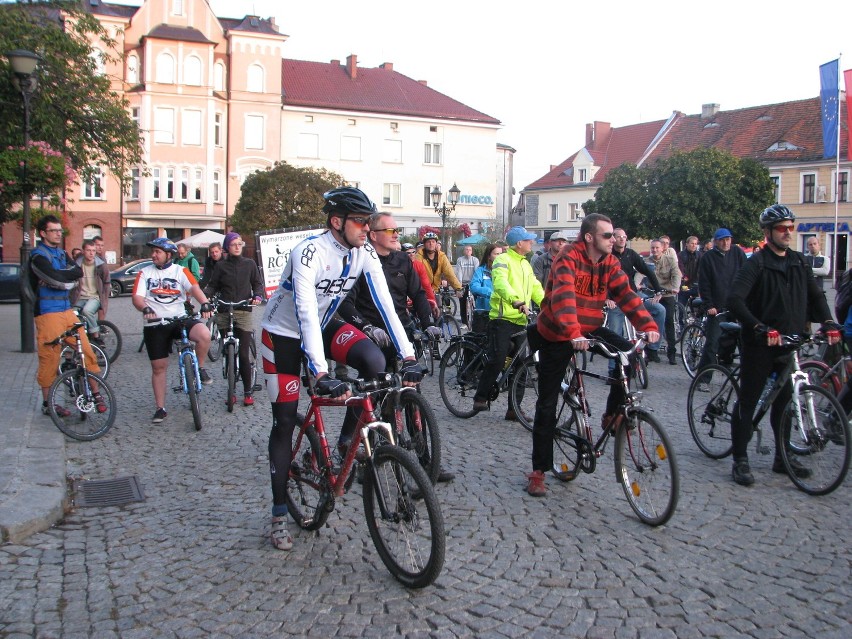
[7,49,41,353]
[430,183,460,255]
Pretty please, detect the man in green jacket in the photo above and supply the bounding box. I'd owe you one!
[175,243,201,281]
[472,226,544,420]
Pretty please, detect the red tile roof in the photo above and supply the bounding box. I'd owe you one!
[281,58,500,125]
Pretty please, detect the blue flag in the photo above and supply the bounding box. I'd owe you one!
[820,59,839,159]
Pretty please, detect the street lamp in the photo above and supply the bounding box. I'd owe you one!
[7,49,40,353]
[430,183,460,254]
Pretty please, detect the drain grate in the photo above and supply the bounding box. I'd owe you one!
[73,476,146,508]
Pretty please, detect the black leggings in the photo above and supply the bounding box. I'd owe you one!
[235,327,255,394]
[263,319,386,510]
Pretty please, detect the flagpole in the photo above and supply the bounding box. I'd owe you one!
[835,53,842,289]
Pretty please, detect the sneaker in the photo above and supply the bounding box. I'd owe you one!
[646,350,661,363]
[152,407,167,424]
[697,382,710,393]
[92,392,107,414]
[43,402,71,418]
[243,393,254,406]
[668,353,677,365]
[773,457,812,478]
[437,469,455,483]
[270,515,293,551]
[526,470,547,497]
[731,460,755,486]
[504,409,518,422]
[472,398,489,412]
[199,368,212,385]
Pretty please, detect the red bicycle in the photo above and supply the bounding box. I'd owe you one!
[287,367,445,588]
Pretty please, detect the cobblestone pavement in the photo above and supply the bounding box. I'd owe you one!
[1,297,850,638]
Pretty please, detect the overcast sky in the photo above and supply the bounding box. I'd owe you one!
[116,0,850,192]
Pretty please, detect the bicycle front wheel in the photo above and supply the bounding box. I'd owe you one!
[438,340,485,418]
[552,407,584,481]
[225,343,236,412]
[632,353,649,390]
[362,445,445,589]
[780,384,850,496]
[58,344,109,380]
[286,422,333,531]
[687,365,737,459]
[389,391,442,485]
[614,409,679,526]
[183,353,202,431]
[96,320,122,363]
[679,325,706,378]
[206,318,222,362]
[48,370,116,441]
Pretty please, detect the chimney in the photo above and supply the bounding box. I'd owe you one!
[380,62,393,71]
[701,103,720,119]
[330,59,340,66]
[346,54,357,79]
[585,121,611,149]
[418,80,428,86]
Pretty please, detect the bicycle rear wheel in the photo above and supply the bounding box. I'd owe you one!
[687,365,737,459]
[780,384,850,496]
[438,340,485,418]
[679,325,706,378]
[632,353,649,390]
[48,370,116,441]
[225,343,236,412]
[388,390,441,485]
[183,353,202,431]
[552,407,584,481]
[206,318,221,362]
[614,409,679,526]
[286,422,333,531]
[362,445,445,589]
[438,314,461,343]
[509,358,540,433]
[95,320,122,363]
[800,360,842,396]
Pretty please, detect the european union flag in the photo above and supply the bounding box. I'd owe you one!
[820,59,839,159]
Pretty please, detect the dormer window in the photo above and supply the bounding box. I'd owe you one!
[577,168,587,183]
[767,141,801,152]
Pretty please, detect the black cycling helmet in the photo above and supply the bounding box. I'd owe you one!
[322,186,377,216]
[146,237,178,253]
[401,242,414,251]
[759,204,796,228]
[422,232,439,241]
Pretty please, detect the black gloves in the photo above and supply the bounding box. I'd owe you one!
[316,376,350,398]
[399,359,424,384]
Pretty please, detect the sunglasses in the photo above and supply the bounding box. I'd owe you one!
[371,227,401,235]
[346,216,370,226]
[773,224,795,233]
[598,232,614,239]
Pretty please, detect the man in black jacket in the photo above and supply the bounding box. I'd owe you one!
[726,205,840,486]
[337,211,453,482]
[204,232,264,406]
[677,235,700,316]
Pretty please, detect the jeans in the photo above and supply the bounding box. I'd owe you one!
[73,297,101,334]
[697,314,722,370]
[658,296,677,357]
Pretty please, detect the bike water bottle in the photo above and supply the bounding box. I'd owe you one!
[756,372,777,412]
[504,356,512,370]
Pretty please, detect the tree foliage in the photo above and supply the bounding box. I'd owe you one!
[0,0,143,222]
[584,148,775,246]
[230,162,344,235]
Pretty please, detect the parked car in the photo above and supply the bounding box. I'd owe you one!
[109,259,152,297]
[0,262,22,302]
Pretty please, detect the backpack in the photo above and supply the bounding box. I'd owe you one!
[836,269,852,323]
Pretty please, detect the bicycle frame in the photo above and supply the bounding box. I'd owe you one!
[168,318,201,395]
[455,324,532,395]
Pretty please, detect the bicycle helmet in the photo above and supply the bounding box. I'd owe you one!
[401,242,414,251]
[759,204,796,228]
[422,232,439,241]
[146,237,178,253]
[322,186,377,216]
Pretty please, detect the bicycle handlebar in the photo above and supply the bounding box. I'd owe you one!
[44,322,87,345]
[583,334,648,360]
[214,298,254,310]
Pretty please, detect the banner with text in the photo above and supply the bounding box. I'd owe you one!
[255,226,324,297]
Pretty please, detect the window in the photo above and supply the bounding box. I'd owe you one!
[83,225,102,241]
[129,167,140,200]
[423,186,436,207]
[424,143,442,165]
[90,49,105,76]
[213,62,225,91]
[156,52,175,84]
[165,168,175,200]
[549,204,558,222]
[82,167,104,200]
[152,168,161,199]
[247,64,264,92]
[305,115,314,123]
[383,139,402,163]
[181,109,202,145]
[184,55,202,86]
[347,118,356,126]
[193,169,203,201]
[341,136,361,161]
[154,107,175,144]
[244,115,264,150]
[298,133,318,158]
[835,170,849,202]
[127,55,139,84]
[577,168,588,183]
[569,204,579,221]
[801,173,816,203]
[180,168,189,200]
[383,183,401,207]
[214,113,222,146]
[172,0,184,15]
[770,175,780,203]
[130,107,140,128]
[212,170,222,203]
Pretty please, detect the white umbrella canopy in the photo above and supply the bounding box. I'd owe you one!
[180,230,226,248]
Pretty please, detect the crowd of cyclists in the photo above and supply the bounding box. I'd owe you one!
[28,187,849,552]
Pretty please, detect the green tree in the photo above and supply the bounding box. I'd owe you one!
[584,148,775,246]
[0,0,143,223]
[230,162,344,234]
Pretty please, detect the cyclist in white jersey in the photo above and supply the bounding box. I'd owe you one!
[260,186,422,551]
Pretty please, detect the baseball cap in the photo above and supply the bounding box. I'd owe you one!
[713,228,732,241]
[549,231,569,242]
[505,226,537,246]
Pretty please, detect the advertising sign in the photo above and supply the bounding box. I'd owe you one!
[255,225,324,297]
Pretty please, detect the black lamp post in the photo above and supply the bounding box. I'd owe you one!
[430,183,460,255]
[7,49,40,353]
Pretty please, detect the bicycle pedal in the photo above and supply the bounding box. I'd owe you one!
[172,386,183,393]
[253,383,263,392]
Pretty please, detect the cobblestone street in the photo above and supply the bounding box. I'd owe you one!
[1,298,850,638]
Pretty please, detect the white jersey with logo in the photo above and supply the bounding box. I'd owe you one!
[262,230,414,376]
[132,261,198,322]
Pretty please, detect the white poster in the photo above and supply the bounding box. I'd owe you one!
[255,226,324,298]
